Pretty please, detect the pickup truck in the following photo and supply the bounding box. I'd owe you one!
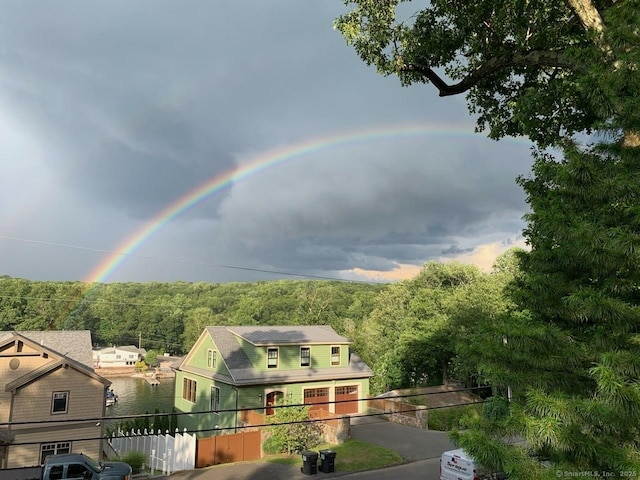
[0,453,132,480]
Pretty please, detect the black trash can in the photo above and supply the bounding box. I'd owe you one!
[319,449,337,473]
[301,450,318,475]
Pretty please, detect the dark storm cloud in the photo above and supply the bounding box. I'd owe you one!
[441,245,475,255]
[0,1,534,282]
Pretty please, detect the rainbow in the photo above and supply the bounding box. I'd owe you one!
[84,123,529,283]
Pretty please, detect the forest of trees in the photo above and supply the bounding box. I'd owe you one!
[0,253,516,396]
[336,0,640,475]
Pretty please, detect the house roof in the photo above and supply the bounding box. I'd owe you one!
[180,325,372,387]
[0,331,111,392]
[226,325,351,346]
[93,345,147,356]
[0,330,94,368]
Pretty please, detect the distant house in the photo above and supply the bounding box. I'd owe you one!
[92,345,147,368]
[0,330,110,468]
[174,326,374,436]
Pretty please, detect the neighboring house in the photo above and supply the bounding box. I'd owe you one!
[93,345,147,368]
[174,326,374,436]
[0,330,110,469]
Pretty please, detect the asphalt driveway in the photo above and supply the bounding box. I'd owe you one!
[350,415,455,462]
[167,417,456,480]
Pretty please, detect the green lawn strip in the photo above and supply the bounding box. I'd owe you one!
[262,439,404,472]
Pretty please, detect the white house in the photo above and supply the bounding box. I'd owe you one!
[93,345,146,368]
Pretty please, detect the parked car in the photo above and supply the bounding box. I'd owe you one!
[0,453,132,480]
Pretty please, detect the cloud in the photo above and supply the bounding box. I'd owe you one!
[0,1,535,283]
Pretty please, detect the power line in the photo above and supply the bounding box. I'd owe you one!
[0,235,383,284]
[6,397,490,447]
[0,385,491,427]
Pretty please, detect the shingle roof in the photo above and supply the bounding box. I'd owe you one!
[226,325,351,345]
[206,326,253,371]
[9,330,95,368]
[1,333,111,391]
[218,350,373,386]
[117,345,147,355]
[196,326,372,386]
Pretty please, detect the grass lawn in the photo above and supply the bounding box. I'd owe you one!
[263,438,404,472]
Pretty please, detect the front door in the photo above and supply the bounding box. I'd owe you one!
[265,391,283,415]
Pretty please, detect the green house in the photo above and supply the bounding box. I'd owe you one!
[174,325,373,436]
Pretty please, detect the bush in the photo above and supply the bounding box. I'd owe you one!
[427,404,481,431]
[120,451,147,474]
[483,396,510,421]
[265,401,322,454]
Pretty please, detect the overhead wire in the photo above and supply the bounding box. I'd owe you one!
[4,395,492,447]
[0,235,384,284]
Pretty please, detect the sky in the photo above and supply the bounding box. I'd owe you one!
[0,1,532,285]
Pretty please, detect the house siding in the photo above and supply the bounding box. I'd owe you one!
[0,354,46,424]
[245,343,351,371]
[7,424,100,468]
[174,326,373,438]
[236,336,260,369]
[0,332,109,468]
[175,371,239,437]
[10,367,106,423]
[240,378,370,414]
[185,336,230,377]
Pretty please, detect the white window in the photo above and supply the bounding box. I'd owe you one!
[331,346,340,366]
[210,386,220,414]
[267,348,278,369]
[207,349,216,368]
[40,442,70,464]
[300,347,311,367]
[51,391,68,414]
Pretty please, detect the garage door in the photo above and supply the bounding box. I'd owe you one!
[335,385,359,414]
[303,388,330,411]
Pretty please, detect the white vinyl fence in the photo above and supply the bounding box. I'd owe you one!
[109,428,196,475]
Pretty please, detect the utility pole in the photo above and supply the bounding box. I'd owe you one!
[138,332,142,350]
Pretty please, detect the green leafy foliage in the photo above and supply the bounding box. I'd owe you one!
[358,261,512,394]
[263,402,322,455]
[427,404,482,431]
[0,278,383,355]
[337,0,640,474]
[119,451,146,474]
[144,349,159,367]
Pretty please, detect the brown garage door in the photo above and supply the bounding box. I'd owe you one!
[304,387,330,411]
[335,385,359,414]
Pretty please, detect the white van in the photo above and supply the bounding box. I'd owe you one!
[440,448,501,480]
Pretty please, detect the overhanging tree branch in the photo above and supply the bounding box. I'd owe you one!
[402,50,577,97]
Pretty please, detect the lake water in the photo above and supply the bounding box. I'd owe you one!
[104,376,176,421]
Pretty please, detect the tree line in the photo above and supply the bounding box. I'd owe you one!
[0,255,516,396]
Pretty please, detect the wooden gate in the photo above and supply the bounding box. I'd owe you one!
[196,430,261,467]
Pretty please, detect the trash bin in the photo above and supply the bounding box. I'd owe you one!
[301,450,318,475]
[319,449,337,473]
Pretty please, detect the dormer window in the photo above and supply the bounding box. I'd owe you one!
[300,347,310,367]
[267,348,279,369]
[331,346,341,366]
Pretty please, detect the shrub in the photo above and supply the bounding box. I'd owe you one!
[120,451,147,474]
[427,404,481,431]
[265,401,322,454]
